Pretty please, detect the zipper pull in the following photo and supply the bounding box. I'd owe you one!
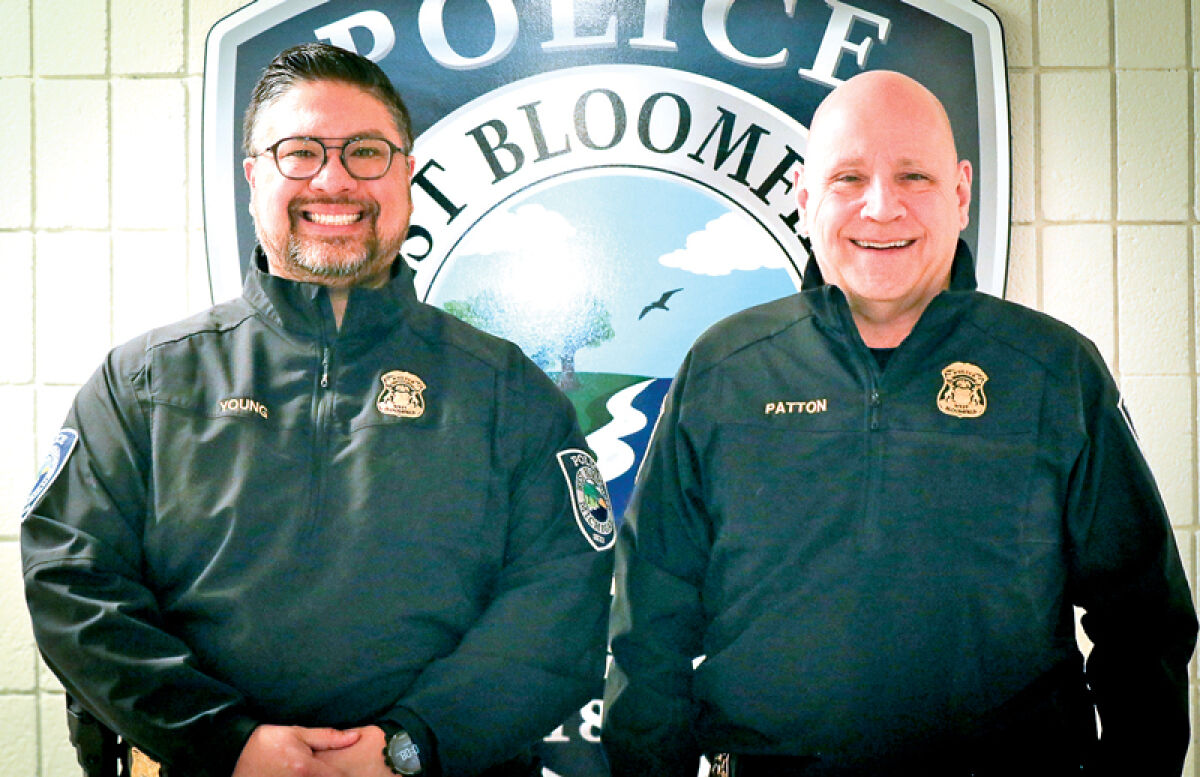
[321,348,330,389]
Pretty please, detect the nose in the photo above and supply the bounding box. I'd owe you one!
[860,176,905,222]
[308,149,357,193]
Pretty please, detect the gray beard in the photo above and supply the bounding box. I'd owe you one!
[286,233,381,279]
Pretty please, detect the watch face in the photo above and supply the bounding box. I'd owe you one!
[387,731,422,776]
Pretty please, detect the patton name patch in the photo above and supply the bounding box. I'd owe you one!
[765,398,829,415]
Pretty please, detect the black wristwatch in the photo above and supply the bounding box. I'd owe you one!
[381,724,424,776]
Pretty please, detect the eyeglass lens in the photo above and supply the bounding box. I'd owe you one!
[274,137,395,180]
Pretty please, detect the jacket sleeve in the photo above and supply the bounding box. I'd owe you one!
[602,354,710,777]
[21,347,259,777]
[1065,344,1198,776]
[387,355,614,777]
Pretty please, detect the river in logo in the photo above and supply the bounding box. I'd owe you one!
[424,171,797,523]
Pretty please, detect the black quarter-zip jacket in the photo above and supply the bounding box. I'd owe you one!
[603,242,1196,776]
[22,251,613,777]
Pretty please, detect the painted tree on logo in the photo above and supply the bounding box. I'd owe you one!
[444,291,614,391]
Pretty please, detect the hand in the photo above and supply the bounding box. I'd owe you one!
[313,725,394,777]
[232,724,361,777]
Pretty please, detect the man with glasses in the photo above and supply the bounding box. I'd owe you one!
[22,43,613,777]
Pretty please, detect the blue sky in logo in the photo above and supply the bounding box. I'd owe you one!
[425,171,799,380]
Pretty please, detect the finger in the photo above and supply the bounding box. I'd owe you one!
[295,726,362,751]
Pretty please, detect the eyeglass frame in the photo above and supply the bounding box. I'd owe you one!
[252,135,410,181]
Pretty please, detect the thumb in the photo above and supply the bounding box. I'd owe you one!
[295,726,361,752]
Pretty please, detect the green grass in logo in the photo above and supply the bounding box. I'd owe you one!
[545,371,653,436]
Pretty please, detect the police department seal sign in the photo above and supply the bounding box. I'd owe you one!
[203,2,1008,772]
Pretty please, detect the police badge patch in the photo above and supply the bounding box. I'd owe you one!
[937,362,988,418]
[21,428,79,521]
[556,449,615,552]
[377,370,426,419]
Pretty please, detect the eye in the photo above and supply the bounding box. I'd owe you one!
[347,140,388,158]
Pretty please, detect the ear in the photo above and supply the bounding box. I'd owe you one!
[955,159,973,228]
[795,167,810,236]
[243,156,258,190]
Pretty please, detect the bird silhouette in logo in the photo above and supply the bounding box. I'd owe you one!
[638,288,684,320]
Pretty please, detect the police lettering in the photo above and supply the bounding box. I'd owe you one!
[317,0,892,86]
[764,399,828,415]
[464,92,803,209]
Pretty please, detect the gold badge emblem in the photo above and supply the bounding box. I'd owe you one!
[377,370,426,419]
[937,362,988,418]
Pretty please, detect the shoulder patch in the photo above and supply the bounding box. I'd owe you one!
[22,428,79,521]
[556,449,615,552]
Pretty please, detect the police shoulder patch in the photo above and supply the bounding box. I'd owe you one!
[556,449,615,552]
[22,428,79,521]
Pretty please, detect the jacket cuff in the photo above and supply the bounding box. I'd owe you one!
[379,707,442,777]
[175,711,259,777]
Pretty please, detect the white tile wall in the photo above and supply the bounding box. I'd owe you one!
[1005,223,1039,309]
[1116,70,1190,222]
[112,79,187,230]
[3,0,1198,774]
[0,80,32,229]
[1039,0,1111,67]
[32,0,106,76]
[1123,375,1195,527]
[111,0,184,74]
[1039,71,1113,221]
[33,80,109,230]
[1117,225,1191,375]
[0,544,37,691]
[1043,223,1116,366]
[1008,71,1036,224]
[1114,0,1188,68]
[0,0,31,77]
[0,386,35,534]
[33,231,112,385]
[0,232,35,384]
[37,692,75,777]
[0,695,39,776]
[111,230,191,343]
[984,0,1033,67]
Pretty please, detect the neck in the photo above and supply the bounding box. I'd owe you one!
[850,306,921,348]
[328,288,350,329]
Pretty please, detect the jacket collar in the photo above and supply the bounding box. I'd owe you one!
[241,246,420,339]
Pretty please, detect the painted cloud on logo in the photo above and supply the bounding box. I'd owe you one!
[658,211,790,276]
[456,202,577,259]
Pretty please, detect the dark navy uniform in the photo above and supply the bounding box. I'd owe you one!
[22,250,613,777]
[603,243,1195,776]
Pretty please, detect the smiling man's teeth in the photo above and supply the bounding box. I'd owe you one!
[305,212,361,226]
[852,239,915,249]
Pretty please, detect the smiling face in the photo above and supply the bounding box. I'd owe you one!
[243,79,414,289]
[798,71,972,343]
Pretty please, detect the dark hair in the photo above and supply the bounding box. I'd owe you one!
[242,42,413,155]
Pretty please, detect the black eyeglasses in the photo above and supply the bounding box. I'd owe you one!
[255,136,409,181]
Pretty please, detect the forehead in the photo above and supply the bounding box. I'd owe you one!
[253,80,399,144]
[806,89,956,173]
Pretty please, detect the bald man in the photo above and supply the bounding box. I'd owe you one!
[601,71,1195,776]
